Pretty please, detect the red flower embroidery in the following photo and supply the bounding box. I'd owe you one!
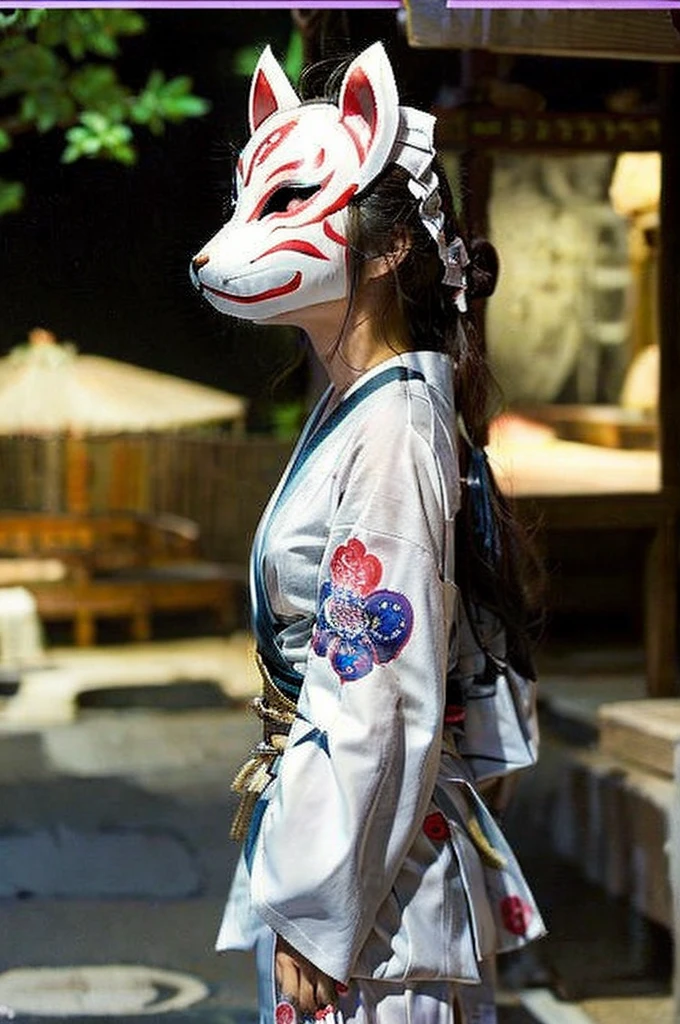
[275,1002,297,1024]
[500,895,533,936]
[423,811,449,842]
[330,538,382,596]
[313,538,413,683]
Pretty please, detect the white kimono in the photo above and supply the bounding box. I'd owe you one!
[217,350,545,1023]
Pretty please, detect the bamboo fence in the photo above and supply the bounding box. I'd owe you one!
[0,433,293,565]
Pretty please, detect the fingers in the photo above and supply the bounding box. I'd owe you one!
[275,950,301,1006]
[315,973,337,1010]
[297,969,318,1016]
[274,936,339,1018]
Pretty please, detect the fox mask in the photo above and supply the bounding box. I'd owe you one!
[190,43,434,322]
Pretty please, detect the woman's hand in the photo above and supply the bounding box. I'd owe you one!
[275,935,338,1016]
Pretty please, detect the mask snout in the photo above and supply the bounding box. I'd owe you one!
[189,252,210,293]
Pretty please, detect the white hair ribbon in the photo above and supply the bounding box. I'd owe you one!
[390,107,470,312]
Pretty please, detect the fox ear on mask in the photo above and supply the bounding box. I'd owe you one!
[337,43,400,192]
[248,45,301,133]
[247,42,400,194]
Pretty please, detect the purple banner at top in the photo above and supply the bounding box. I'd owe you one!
[8,0,677,6]
[9,1,402,7]
[445,0,679,6]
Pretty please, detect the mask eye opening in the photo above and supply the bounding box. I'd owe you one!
[259,183,321,219]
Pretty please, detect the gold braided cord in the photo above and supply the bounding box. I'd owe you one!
[251,695,296,729]
[231,792,261,842]
[256,652,298,714]
[229,654,299,842]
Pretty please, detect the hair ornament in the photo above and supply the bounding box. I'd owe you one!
[390,107,469,312]
[441,236,470,313]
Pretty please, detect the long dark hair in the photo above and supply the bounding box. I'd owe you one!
[347,164,545,671]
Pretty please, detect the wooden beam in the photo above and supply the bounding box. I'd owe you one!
[650,64,680,696]
[436,108,660,153]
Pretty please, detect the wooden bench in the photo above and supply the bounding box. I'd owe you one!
[0,512,199,575]
[0,512,246,646]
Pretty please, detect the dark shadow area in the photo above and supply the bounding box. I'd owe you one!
[77,680,236,713]
[501,713,674,1004]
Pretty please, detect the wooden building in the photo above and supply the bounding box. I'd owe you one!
[406,4,680,697]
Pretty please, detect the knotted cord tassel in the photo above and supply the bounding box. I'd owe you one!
[229,653,298,841]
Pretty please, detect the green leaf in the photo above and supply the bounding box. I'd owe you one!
[233,33,301,84]
[284,30,303,84]
[79,110,108,133]
[108,142,136,165]
[35,10,146,60]
[131,71,209,132]
[0,129,10,152]
[0,11,22,31]
[62,113,136,165]
[68,64,129,119]
[25,10,48,30]
[0,42,65,98]
[18,85,75,133]
[233,44,263,78]
[0,178,25,215]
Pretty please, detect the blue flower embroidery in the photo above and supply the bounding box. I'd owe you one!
[312,538,414,683]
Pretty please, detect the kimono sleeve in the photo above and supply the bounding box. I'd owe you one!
[248,395,459,983]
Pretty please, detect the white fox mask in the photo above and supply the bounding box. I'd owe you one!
[191,43,409,322]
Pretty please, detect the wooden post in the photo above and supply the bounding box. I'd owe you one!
[644,499,678,696]
[654,64,680,696]
[673,745,680,1023]
[659,64,680,493]
[65,434,90,515]
[660,68,680,1012]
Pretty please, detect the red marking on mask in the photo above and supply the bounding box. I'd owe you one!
[316,185,358,222]
[314,148,325,169]
[265,158,303,183]
[323,220,347,247]
[251,70,279,133]
[255,240,329,262]
[244,119,297,187]
[203,271,302,305]
[340,67,378,162]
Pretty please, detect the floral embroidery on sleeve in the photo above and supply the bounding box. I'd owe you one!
[312,538,413,683]
[500,895,534,936]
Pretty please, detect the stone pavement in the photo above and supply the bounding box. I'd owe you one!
[0,636,672,1022]
[0,633,260,726]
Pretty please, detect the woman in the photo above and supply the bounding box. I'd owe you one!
[191,42,544,1024]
